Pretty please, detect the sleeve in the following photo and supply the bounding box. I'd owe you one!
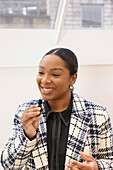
[96,109,113,170]
[0,104,39,169]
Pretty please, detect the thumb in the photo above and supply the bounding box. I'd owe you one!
[80,152,94,162]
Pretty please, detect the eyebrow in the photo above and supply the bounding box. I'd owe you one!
[39,65,64,72]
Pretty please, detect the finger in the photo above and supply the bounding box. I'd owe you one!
[37,106,44,114]
[25,107,41,113]
[25,105,39,112]
[70,158,97,170]
[25,106,44,115]
[40,106,44,112]
[21,110,41,123]
[69,160,88,169]
[65,163,79,170]
[80,152,94,162]
[27,104,44,111]
[22,114,42,127]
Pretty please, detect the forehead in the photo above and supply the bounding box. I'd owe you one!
[40,54,67,68]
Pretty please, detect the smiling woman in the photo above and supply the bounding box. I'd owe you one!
[36,52,77,108]
[1,48,113,170]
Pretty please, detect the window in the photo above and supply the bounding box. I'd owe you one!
[0,0,59,29]
[0,0,113,29]
[81,5,103,28]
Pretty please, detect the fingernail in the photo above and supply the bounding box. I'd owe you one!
[70,159,74,163]
[65,168,70,170]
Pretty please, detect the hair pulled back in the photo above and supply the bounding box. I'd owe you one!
[43,48,78,76]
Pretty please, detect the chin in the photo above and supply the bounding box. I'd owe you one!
[41,94,52,101]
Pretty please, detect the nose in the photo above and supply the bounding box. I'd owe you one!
[41,74,51,84]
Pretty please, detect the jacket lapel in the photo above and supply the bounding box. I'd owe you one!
[33,111,49,169]
[65,94,91,164]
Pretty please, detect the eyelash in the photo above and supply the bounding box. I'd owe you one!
[52,73,60,77]
[38,71,44,75]
[38,71,60,77]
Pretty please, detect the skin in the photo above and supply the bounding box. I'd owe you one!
[20,54,99,169]
[65,152,99,170]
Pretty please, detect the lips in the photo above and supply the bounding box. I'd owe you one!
[41,86,55,94]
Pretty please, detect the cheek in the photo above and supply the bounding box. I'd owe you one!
[56,79,70,88]
[62,78,72,89]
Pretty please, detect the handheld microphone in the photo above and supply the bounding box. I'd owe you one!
[38,99,43,114]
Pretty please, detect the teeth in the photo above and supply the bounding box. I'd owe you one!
[43,88,53,91]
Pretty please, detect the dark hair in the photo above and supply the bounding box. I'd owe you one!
[43,48,78,76]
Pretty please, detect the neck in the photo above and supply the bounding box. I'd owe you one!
[48,92,72,112]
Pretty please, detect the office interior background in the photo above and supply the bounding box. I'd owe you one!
[0,0,113,168]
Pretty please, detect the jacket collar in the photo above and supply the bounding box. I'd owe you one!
[65,93,92,163]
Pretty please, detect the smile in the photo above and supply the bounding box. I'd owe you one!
[41,87,55,94]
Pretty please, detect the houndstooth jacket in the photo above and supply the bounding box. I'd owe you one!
[1,93,113,170]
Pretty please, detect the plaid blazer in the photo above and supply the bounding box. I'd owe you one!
[1,93,113,170]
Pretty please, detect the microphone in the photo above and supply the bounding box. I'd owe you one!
[38,99,43,114]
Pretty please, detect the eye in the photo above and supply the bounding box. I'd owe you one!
[52,73,60,77]
[38,71,44,75]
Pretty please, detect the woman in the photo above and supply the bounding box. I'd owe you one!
[1,48,113,170]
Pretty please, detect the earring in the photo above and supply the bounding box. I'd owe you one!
[70,85,74,91]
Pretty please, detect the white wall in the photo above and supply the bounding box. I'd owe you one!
[0,29,113,67]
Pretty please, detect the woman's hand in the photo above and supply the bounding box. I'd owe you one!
[20,105,44,140]
[65,152,99,170]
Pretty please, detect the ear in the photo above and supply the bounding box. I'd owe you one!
[70,73,77,86]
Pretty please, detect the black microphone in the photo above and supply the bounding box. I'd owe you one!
[38,99,43,114]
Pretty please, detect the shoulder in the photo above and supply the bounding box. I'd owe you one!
[72,93,108,119]
[73,93,106,110]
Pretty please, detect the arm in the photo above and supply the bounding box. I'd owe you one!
[1,103,42,169]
